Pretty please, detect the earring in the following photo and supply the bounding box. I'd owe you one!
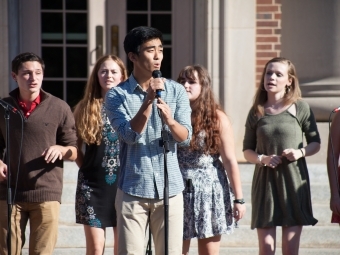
[285,85,291,94]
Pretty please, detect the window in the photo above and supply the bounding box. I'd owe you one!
[126,0,172,78]
[41,0,88,108]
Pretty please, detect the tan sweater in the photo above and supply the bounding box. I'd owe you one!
[0,88,77,203]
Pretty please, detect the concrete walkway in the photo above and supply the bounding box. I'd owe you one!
[20,161,340,254]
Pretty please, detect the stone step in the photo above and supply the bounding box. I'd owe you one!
[187,247,340,255]
[62,162,332,211]
[23,225,114,249]
[59,203,334,226]
[64,162,330,184]
[63,161,79,183]
[55,162,337,254]
[61,181,330,205]
[22,225,340,249]
[22,247,340,255]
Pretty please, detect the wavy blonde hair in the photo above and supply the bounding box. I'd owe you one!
[73,55,127,145]
[252,57,301,117]
[177,65,222,154]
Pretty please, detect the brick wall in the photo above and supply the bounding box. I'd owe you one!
[256,0,282,86]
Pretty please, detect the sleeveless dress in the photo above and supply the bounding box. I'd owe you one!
[177,132,236,240]
[243,100,320,229]
[75,106,120,228]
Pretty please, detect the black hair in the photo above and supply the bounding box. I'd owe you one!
[123,26,163,75]
[11,52,45,74]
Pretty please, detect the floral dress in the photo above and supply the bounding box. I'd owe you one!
[177,132,236,239]
[75,106,120,228]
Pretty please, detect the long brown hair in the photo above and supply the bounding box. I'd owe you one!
[74,55,127,145]
[253,57,301,116]
[177,65,222,154]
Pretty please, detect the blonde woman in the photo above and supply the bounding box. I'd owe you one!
[243,57,320,255]
[74,55,127,255]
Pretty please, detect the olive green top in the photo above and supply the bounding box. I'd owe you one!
[243,100,320,229]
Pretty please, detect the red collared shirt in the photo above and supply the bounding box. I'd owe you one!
[17,94,41,118]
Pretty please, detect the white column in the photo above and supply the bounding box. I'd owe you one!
[207,0,220,98]
[193,0,208,66]
[222,0,256,161]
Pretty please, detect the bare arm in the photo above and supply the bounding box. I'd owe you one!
[243,149,260,164]
[217,110,246,220]
[282,142,320,162]
[327,111,340,216]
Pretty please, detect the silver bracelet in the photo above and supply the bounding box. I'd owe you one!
[299,148,305,157]
[257,154,266,166]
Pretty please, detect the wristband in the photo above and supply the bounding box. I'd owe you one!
[257,154,266,166]
[233,198,245,204]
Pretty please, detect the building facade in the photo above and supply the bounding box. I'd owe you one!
[0,0,337,160]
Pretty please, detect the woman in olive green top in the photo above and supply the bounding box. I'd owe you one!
[243,57,320,255]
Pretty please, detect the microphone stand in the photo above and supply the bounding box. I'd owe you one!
[0,101,13,255]
[145,100,170,255]
[145,70,170,254]
[159,108,170,255]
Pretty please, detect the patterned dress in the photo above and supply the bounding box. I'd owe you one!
[177,133,236,240]
[75,106,120,228]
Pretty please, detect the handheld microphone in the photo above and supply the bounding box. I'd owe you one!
[332,106,340,113]
[152,70,162,98]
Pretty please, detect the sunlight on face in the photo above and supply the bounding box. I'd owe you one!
[179,71,201,102]
[97,59,123,94]
[264,62,292,96]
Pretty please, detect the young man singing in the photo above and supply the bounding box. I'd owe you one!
[105,26,192,255]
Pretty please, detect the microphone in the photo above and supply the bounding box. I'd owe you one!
[152,70,162,98]
[332,106,340,113]
[0,99,19,114]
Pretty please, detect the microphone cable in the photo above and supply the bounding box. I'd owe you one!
[12,110,24,207]
[0,99,24,254]
[328,108,340,196]
[0,99,25,210]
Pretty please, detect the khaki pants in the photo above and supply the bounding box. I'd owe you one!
[115,189,183,255]
[0,200,60,255]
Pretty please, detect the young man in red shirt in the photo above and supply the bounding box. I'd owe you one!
[0,52,78,255]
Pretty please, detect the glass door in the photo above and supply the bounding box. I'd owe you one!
[40,0,88,108]
[126,0,172,78]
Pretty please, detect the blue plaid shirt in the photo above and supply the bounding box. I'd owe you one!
[105,75,192,199]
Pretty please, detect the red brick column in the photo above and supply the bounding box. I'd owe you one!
[256,0,282,86]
